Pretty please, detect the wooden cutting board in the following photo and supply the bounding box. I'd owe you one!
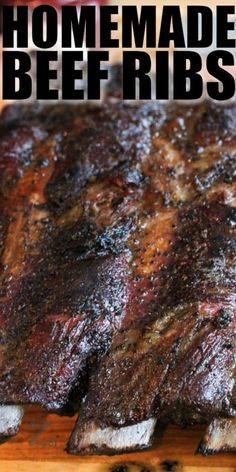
[0,406,235,472]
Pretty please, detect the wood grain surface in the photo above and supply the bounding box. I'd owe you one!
[0,406,235,471]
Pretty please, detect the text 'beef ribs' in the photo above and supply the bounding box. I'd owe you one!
[0,100,235,453]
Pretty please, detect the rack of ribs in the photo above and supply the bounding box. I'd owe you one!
[0,98,235,453]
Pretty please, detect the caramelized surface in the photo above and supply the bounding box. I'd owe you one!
[0,101,235,453]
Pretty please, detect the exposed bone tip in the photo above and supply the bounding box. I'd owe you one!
[196,418,236,456]
[68,418,165,456]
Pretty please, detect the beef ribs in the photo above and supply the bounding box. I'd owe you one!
[0,102,142,413]
[69,202,236,454]
[0,100,235,453]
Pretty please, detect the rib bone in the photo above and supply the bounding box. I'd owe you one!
[0,406,24,443]
[198,418,236,455]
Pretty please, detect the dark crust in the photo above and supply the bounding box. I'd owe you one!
[69,204,236,435]
[0,101,236,450]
